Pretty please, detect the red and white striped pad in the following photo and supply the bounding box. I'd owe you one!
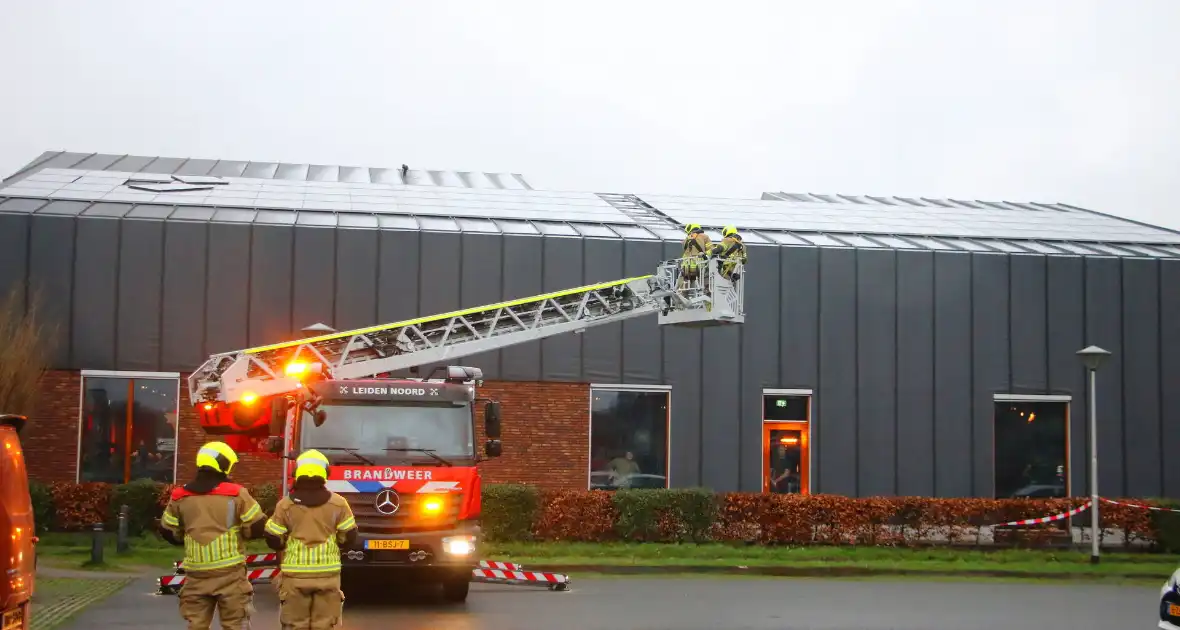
[176,553,279,570]
[472,568,570,584]
[1101,498,1180,514]
[160,568,279,588]
[995,501,1092,527]
[479,560,525,571]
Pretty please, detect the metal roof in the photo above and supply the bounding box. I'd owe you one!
[3,151,1180,258]
[632,190,1180,245]
[4,195,1180,259]
[2,151,534,190]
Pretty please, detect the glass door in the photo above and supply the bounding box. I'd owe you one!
[763,422,809,495]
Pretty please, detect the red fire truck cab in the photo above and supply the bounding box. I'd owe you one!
[197,365,502,602]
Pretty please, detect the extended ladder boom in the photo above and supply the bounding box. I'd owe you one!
[188,256,745,405]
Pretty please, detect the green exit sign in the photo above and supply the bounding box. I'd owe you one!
[776,399,788,408]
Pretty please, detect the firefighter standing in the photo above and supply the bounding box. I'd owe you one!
[680,223,713,289]
[159,441,267,630]
[264,449,358,630]
[712,225,748,281]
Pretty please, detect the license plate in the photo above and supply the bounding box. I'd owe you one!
[3,607,24,630]
[1170,603,1180,617]
[364,539,409,550]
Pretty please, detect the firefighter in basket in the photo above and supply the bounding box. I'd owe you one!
[711,225,748,282]
[264,449,358,630]
[159,441,267,630]
[680,223,713,290]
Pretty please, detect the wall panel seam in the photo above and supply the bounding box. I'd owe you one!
[155,221,167,370]
[113,220,123,369]
[1158,260,1165,495]
[1119,258,1126,496]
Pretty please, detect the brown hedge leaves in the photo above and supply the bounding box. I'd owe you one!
[34,480,1175,549]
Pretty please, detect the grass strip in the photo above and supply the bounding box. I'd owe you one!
[29,577,133,630]
[35,532,271,573]
[481,542,1179,578]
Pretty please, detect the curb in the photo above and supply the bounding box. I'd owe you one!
[524,564,1169,581]
[30,578,134,630]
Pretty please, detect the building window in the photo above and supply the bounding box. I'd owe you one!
[993,400,1068,498]
[588,387,670,490]
[78,372,179,484]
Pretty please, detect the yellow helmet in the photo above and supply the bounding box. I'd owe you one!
[195,441,239,475]
[294,449,330,480]
[723,225,738,237]
[685,223,702,234]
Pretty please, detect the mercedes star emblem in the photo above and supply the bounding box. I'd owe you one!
[374,488,400,515]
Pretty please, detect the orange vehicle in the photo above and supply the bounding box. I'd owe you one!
[0,414,35,630]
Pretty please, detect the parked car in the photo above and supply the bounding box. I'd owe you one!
[1,414,35,630]
[1159,566,1180,629]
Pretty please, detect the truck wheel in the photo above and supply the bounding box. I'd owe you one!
[441,577,470,603]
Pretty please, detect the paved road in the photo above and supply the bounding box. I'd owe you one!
[63,575,1159,629]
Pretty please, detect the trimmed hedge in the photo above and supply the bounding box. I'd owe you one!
[26,480,1180,550]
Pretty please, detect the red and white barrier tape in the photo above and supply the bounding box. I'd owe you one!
[994,501,1092,527]
[1101,498,1180,514]
[472,568,569,584]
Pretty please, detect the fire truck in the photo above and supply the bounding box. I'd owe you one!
[187,255,744,601]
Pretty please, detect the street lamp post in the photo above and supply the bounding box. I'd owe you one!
[1077,345,1111,565]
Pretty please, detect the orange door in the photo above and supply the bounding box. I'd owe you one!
[763,422,809,495]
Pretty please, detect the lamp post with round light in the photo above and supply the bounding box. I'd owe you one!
[1077,345,1111,564]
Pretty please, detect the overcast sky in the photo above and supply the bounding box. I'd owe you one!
[2,0,1177,229]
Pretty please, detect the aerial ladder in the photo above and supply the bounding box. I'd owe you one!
[170,254,745,598]
[188,255,745,410]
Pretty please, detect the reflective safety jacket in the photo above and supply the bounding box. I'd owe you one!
[264,492,357,577]
[712,235,748,267]
[160,482,266,573]
[682,232,712,260]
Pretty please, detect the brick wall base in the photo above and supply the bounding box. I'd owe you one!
[24,370,589,491]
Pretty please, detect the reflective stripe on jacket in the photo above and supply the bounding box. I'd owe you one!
[265,492,357,577]
[160,482,265,572]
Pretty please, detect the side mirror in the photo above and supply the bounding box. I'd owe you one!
[484,401,502,439]
[484,439,502,458]
[269,398,291,436]
[313,409,327,427]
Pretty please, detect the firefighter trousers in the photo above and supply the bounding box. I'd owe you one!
[178,566,255,630]
[277,573,344,630]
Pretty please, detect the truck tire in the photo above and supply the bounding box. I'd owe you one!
[441,577,470,603]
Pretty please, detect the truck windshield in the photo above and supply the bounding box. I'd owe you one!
[301,401,474,464]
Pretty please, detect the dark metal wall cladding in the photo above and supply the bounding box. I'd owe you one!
[738,244,780,491]
[8,213,1180,498]
[459,233,503,380]
[500,235,543,381]
[0,214,29,314]
[72,218,120,369]
[117,219,165,370]
[541,237,582,382]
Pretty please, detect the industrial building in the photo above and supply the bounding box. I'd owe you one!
[2,150,1178,498]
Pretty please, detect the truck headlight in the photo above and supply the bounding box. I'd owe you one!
[441,535,475,556]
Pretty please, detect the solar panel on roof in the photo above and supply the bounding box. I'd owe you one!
[173,175,227,185]
[125,173,172,184]
[794,233,848,247]
[831,234,883,248]
[128,182,216,193]
[533,221,578,236]
[979,239,1035,253]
